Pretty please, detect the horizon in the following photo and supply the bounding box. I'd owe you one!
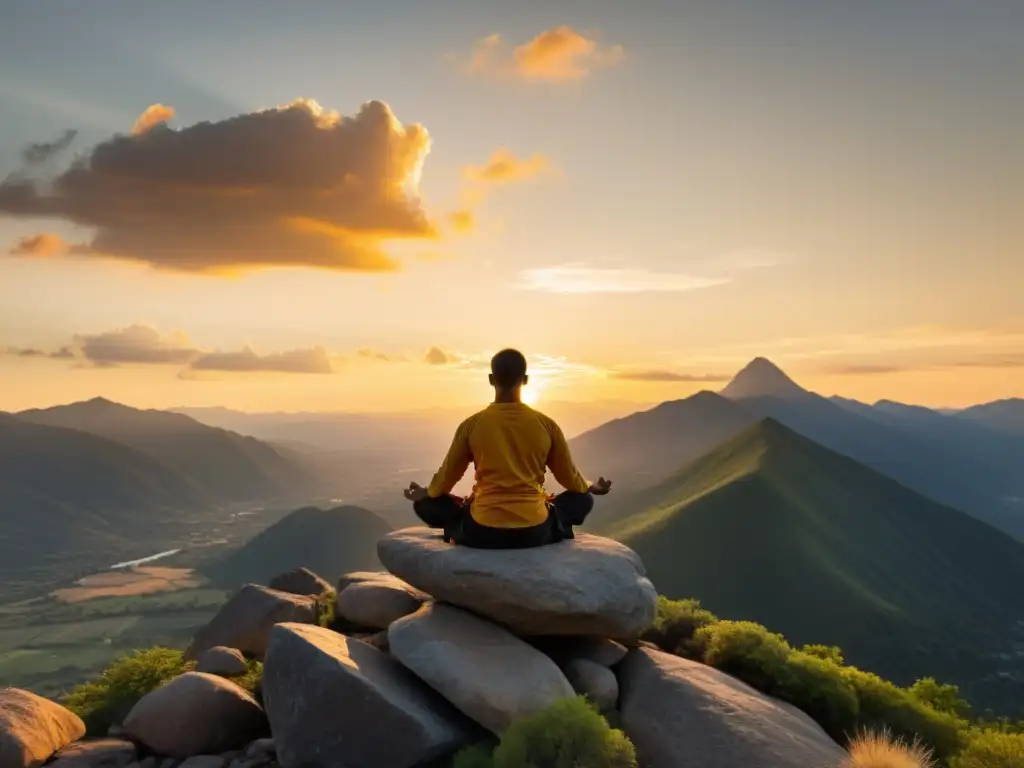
[2,2,1022,413]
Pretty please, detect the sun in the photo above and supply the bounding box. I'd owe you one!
[522,377,544,406]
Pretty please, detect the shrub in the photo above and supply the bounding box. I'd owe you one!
[451,697,637,768]
[773,651,859,741]
[695,620,792,692]
[236,659,263,703]
[952,729,1024,768]
[316,590,337,629]
[642,597,717,658]
[63,647,189,735]
[909,678,972,719]
[844,728,936,768]
[803,644,845,666]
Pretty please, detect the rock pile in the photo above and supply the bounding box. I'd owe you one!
[2,527,848,768]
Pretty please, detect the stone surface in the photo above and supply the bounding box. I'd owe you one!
[123,672,268,758]
[184,585,317,661]
[618,648,847,768]
[378,528,658,638]
[195,647,248,678]
[267,568,333,597]
[389,604,576,735]
[335,571,391,593]
[262,623,472,768]
[0,688,86,768]
[243,739,274,759]
[49,739,137,768]
[335,575,428,630]
[530,636,629,668]
[564,658,619,712]
[177,758,225,768]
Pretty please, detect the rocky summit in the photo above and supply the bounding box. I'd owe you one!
[377,528,660,638]
[0,528,850,768]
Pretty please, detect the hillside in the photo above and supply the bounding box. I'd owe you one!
[612,418,1024,712]
[19,398,313,502]
[955,398,1024,437]
[204,505,392,587]
[0,414,211,597]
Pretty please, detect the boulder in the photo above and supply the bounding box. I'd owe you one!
[335,575,428,630]
[0,688,85,768]
[123,672,268,758]
[335,571,391,593]
[195,647,248,678]
[184,585,317,661]
[262,623,472,768]
[618,648,847,768]
[378,528,658,638]
[50,739,137,768]
[564,659,619,712]
[389,604,576,735]
[267,568,332,597]
[177,759,224,768]
[530,636,629,668]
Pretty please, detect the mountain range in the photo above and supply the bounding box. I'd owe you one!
[610,418,1024,712]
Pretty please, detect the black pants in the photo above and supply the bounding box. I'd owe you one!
[413,491,594,549]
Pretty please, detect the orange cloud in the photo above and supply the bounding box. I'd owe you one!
[448,209,476,233]
[466,26,624,82]
[1,99,437,274]
[462,148,549,184]
[131,104,176,135]
[9,233,70,257]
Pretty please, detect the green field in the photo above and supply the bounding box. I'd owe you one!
[0,585,226,697]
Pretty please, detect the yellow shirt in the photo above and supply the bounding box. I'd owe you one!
[427,402,591,528]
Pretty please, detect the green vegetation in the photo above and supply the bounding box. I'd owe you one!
[204,505,391,587]
[453,697,636,768]
[64,647,189,735]
[316,590,337,629]
[617,418,1024,716]
[952,729,1024,768]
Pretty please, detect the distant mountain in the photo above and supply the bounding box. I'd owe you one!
[0,413,211,596]
[955,398,1024,437]
[612,418,1024,713]
[204,505,391,587]
[19,398,312,502]
[720,357,809,400]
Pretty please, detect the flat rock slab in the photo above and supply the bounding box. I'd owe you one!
[195,647,248,678]
[267,568,333,597]
[262,623,473,768]
[378,528,658,638]
[123,672,268,758]
[618,648,847,768]
[335,575,428,630]
[50,739,137,768]
[389,604,576,735]
[185,585,317,661]
[0,688,85,768]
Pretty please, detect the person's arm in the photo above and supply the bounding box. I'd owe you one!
[426,419,473,498]
[545,419,592,494]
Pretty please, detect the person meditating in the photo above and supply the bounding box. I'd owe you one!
[403,348,612,549]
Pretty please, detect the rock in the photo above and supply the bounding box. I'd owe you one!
[0,688,86,768]
[335,571,391,593]
[389,603,576,735]
[123,672,268,758]
[564,659,619,712]
[177,758,225,768]
[138,758,158,768]
[618,648,847,768]
[184,585,317,661]
[530,636,629,668]
[349,630,389,653]
[267,568,332,597]
[157,759,177,768]
[378,528,658,638]
[243,739,274,759]
[335,575,428,630]
[262,623,472,768]
[195,647,248,678]
[49,739,137,768]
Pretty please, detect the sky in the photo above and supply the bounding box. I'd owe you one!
[1,0,1022,412]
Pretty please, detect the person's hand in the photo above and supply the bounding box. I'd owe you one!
[403,482,429,503]
[588,477,613,496]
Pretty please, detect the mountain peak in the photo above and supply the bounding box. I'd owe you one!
[720,357,807,400]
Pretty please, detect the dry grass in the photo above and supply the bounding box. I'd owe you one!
[842,729,936,768]
[52,566,202,603]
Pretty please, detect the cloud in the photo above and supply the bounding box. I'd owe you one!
[608,369,731,383]
[5,346,45,358]
[423,346,455,365]
[520,264,730,294]
[131,104,175,135]
[448,209,476,233]
[188,346,334,374]
[1,99,437,274]
[74,324,198,367]
[463,148,549,184]
[821,363,905,376]
[21,129,78,166]
[465,26,624,82]
[357,347,393,362]
[9,233,71,257]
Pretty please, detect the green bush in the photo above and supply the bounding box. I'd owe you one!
[236,659,263,703]
[801,644,845,666]
[316,590,337,629]
[952,729,1024,768]
[773,651,859,741]
[695,620,792,692]
[910,678,972,719]
[451,697,637,768]
[63,647,189,735]
[641,596,716,658]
